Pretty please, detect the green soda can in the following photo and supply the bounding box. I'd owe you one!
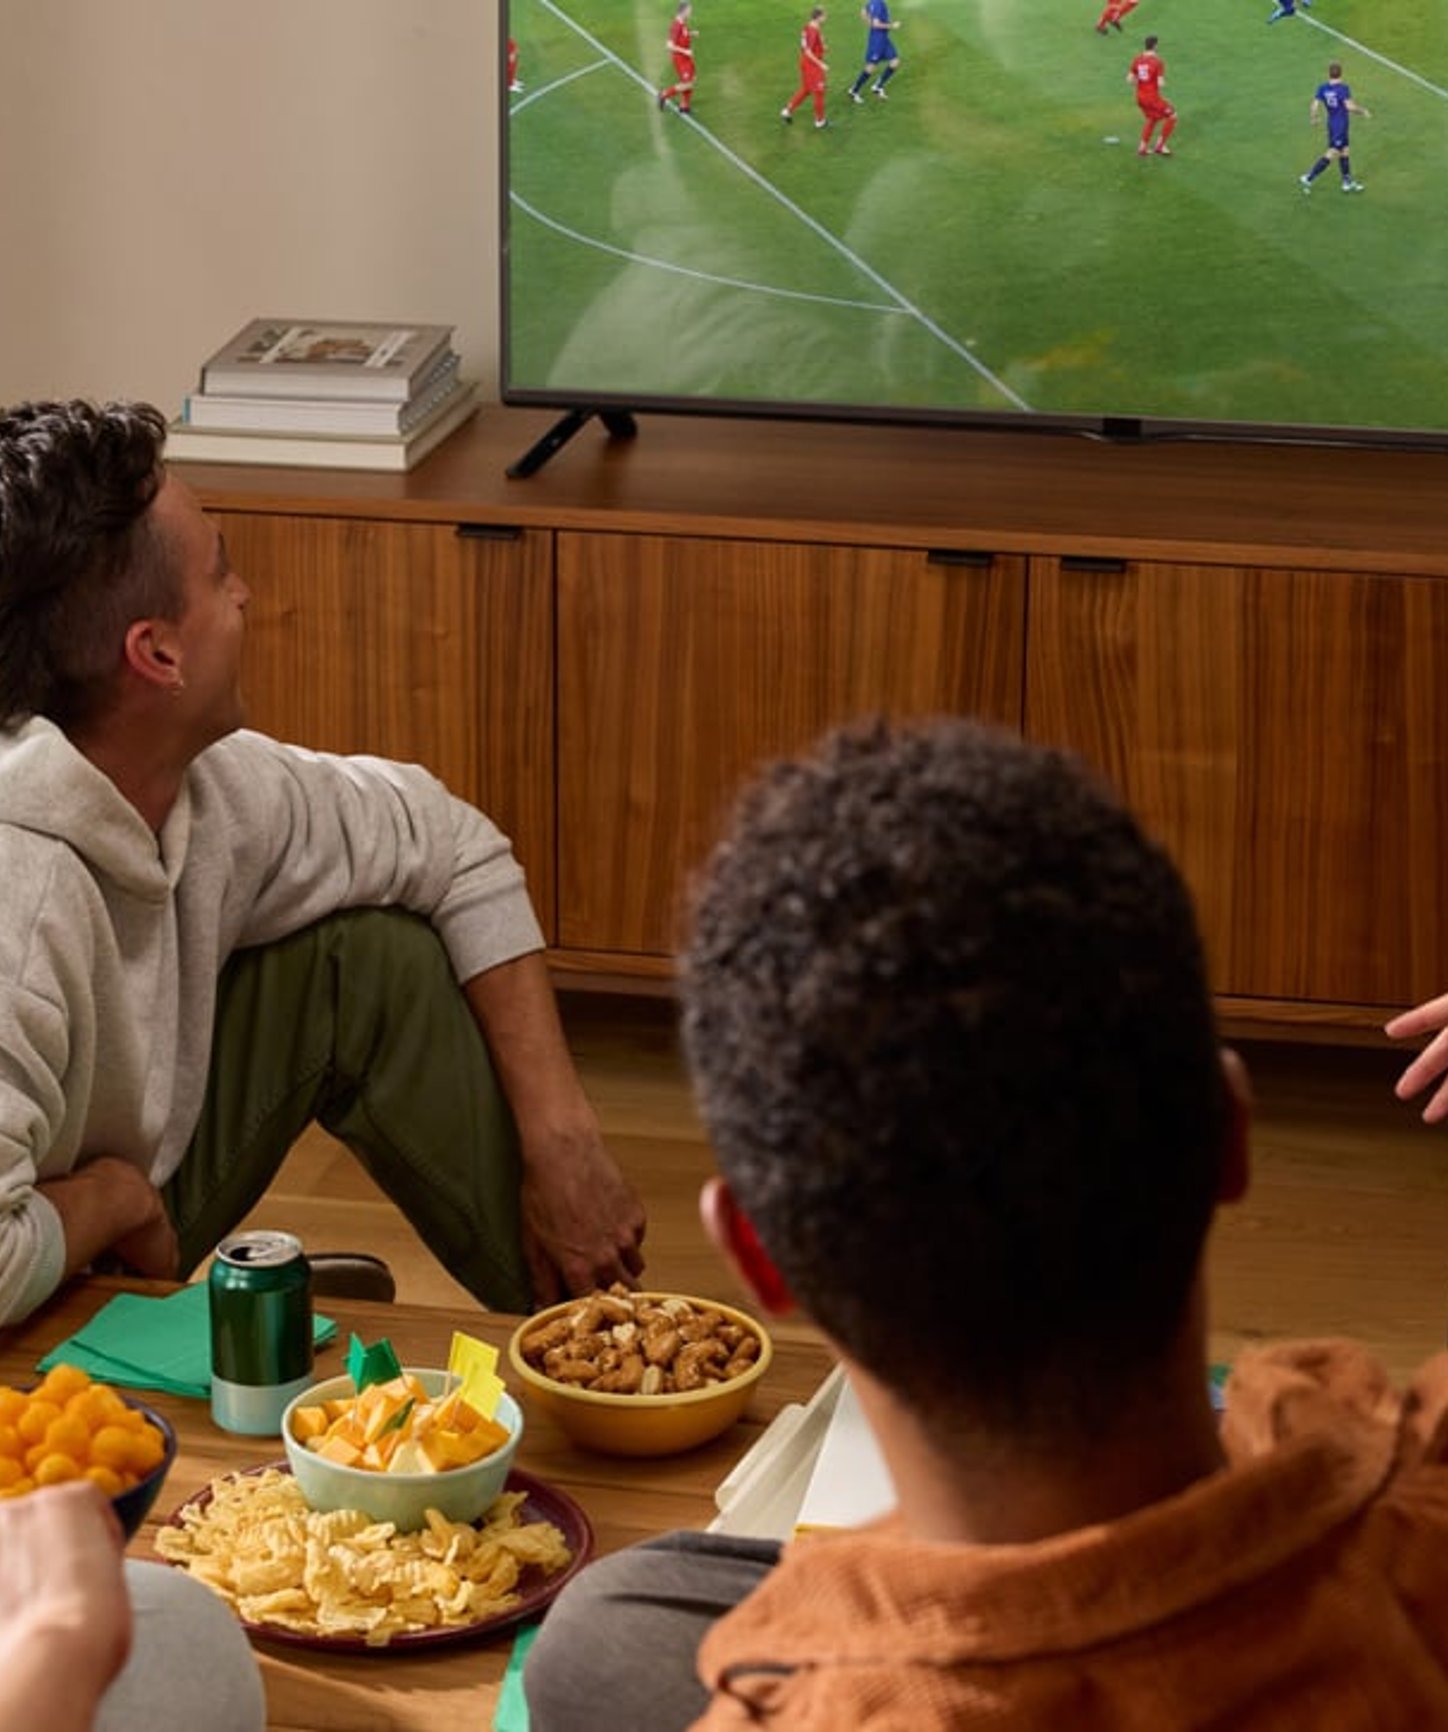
[209,1230,314,1435]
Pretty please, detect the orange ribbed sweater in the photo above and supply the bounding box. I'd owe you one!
[693,1341,1448,1728]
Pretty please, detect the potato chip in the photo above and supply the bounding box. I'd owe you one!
[156,1467,572,1644]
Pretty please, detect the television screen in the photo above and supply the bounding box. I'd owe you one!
[501,0,1448,447]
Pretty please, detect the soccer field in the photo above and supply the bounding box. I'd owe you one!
[505,0,1448,433]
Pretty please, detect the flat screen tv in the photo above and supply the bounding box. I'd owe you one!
[500,0,1448,473]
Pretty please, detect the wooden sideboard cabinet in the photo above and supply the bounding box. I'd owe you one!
[214,508,557,938]
[176,406,1448,1037]
[1026,556,1448,1025]
[556,532,1025,959]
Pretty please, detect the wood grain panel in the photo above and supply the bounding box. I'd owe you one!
[1027,559,1448,1008]
[466,530,556,941]
[183,408,1448,580]
[557,534,1026,956]
[215,513,555,936]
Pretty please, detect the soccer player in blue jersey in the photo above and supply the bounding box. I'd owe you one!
[848,0,900,103]
[1300,62,1371,193]
[1268,0,1312,21]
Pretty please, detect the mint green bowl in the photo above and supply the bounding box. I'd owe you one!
[281,1368,521,1531]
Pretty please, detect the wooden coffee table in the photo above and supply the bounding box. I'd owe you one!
[0,1279,834,1731]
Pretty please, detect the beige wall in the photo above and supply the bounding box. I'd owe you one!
[0,1,501,414]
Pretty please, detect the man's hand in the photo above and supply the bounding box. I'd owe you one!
[0,1482,132,1732]
[38,1156,179,1281]
[108,1207,181,1280]
[1386,993,1448,1123]
[463,953,648,1307]
[518,1108,647,1306]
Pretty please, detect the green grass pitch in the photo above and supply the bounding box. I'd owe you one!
[505,0,1448,433]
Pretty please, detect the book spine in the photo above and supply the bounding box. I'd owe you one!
[199,342,456,402]
[166,389,477,472]
[182,359,463,434]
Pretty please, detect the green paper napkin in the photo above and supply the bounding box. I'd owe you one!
[37,1281,336,1399]
[494,1622,540,1732]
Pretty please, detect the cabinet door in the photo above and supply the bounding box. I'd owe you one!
[1026,557,1448,1010]
[216,512,556,938]
[558,533,1027,958]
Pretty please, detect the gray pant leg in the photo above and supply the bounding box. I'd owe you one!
[96,1563,265,1732]
[524,1532,781,1732]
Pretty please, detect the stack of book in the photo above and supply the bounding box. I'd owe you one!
[167,318,478,471]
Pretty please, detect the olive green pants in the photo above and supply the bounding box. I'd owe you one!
[162,909,531,1311]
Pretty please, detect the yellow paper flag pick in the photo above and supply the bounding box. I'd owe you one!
[448,1330,505,1420]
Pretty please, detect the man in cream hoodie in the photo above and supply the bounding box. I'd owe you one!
[0,398,645,1325]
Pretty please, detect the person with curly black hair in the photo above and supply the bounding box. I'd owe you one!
[0,399,644,1326]
[526,718,1448,1730]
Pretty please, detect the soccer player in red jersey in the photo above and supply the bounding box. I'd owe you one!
[782,6,831,129]
[659,1,697,115]
[1128,34,1177,157]
[1096,0,1140,34]
[507,37,522,94]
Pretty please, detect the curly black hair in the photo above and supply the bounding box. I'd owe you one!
[680,717,1227,1436]
[0,399,174,731]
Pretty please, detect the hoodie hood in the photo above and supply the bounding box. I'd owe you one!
[0,717,184,902]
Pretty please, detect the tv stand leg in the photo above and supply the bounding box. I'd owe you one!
[507,408,639,478]
[598,409,638,439]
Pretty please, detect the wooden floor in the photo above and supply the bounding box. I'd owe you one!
[236,996,1448,1386]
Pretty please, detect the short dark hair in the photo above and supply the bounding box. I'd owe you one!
[0,399,176,731]
[1329,62,1342,78]
[1145,34,1159,49]
[681,719,1227,1435]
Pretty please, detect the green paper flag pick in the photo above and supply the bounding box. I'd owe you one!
[347,1333,402,1392]
[448,1330,505,1420]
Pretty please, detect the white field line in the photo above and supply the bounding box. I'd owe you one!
[525,0,1032,410]
[512,194,906,315]
[510,58,614,112]
[1305,15,1448,104]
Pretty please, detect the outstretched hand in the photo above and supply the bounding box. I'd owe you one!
[518,1109,647,1307]
[0,1482,132,1732]
[1385,992,1448,1122]
[461,953,648,1307]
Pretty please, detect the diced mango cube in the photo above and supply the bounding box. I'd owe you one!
[387,1439,437,1475]
[429,1389,464,1430]
[290,1405,330,1444]
[356,1385,410,1445]
[469,1415,511,1459]
[415,1429,460,1472]
[314,1433,364,1467]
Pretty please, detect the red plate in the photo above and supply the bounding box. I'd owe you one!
[161,1462,593,1653]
